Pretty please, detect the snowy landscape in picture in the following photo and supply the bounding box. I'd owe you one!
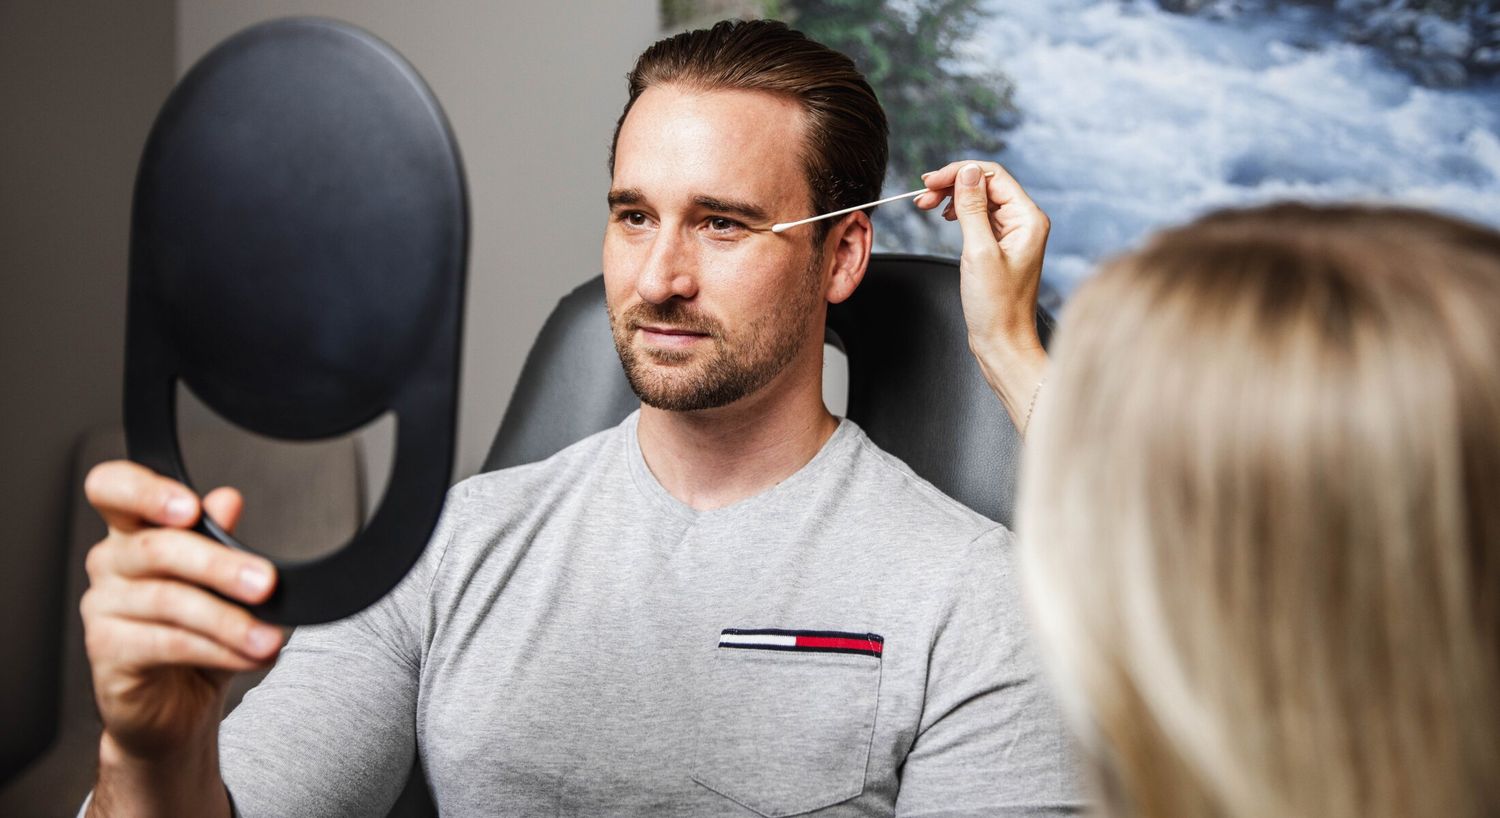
[877,0,1500,298]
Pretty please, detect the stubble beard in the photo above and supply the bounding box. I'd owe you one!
[608,254,825,413]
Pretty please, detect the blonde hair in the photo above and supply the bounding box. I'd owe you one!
[1020,204,1500,818]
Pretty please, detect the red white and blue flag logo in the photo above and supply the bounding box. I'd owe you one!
[718,628,884,658]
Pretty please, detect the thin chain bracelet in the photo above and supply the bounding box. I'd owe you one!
[1021,378,1046,440]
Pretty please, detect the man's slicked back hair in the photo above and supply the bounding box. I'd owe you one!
[609,19,889,237]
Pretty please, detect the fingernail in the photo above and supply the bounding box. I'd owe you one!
[164,494,196,523]
[239,565,272,596]
[920,171,932,179]
[248,625,281,654]
[959,164,982,185]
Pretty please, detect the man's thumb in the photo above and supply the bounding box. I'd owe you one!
[202,486,245,535]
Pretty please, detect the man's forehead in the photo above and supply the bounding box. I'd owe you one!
[612,85,811,211]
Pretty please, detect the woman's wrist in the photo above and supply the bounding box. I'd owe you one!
[968,331,1050,431]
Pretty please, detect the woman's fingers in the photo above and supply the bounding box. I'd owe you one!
[953,164,1004,266]
[913,189,946,210]
[918,160,1044,218]
[921,161,970,190]
[978,161,1043,215]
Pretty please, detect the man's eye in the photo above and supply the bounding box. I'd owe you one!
[618,211,650,227]
[707,217,744,233]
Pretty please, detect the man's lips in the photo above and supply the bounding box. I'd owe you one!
[637,324,710,348]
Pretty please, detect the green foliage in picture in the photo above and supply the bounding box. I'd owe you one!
[661,0,776,29]
[660,0,1020,186]
[781,0,1018,184]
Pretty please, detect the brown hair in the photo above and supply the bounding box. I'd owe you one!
[1021,204,1500,818]
[609,19,888,238]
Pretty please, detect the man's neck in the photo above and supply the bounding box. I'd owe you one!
[636,366,839,511]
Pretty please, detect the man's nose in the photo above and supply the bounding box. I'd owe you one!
[636,227,699,304]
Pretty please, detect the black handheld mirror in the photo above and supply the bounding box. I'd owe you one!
[125,18,467,624]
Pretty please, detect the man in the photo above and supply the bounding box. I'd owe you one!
[80,20,1077,816]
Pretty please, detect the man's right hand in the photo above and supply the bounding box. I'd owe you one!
[81,460,282,816]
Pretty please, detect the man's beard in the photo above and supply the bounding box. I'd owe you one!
[608,257,824,412]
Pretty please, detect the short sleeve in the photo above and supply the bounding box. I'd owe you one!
[894,528,1086,817]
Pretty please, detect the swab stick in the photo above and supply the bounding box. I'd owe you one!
[770,170,996,233]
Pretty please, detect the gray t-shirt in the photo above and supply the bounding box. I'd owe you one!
[218,413,1080,816]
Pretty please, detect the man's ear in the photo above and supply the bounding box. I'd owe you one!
[824,211,872,305]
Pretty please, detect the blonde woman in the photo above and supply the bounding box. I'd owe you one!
[919,162,1500,817]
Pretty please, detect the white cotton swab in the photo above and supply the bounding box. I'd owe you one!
[769,170,996,234]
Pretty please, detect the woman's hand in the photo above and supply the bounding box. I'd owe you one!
[915,161,1051,434]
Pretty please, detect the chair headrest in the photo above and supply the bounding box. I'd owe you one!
[484,254,1051,527]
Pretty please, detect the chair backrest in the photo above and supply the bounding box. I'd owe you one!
[484,254,1051,527]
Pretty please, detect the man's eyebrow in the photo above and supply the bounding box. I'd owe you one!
[607,188,643,208]
[692,195,770,224]
[606,189,772,224]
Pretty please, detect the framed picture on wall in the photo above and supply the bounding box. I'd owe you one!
[665,0,1500,304]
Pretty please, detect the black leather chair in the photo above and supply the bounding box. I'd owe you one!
[485,253,1052,527]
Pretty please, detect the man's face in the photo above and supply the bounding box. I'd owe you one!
[603,85,827,412]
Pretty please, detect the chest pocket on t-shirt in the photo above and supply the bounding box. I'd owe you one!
[690,629,883,817]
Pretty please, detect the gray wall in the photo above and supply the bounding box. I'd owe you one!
[0,0,177,771]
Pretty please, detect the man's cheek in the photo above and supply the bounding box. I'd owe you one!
[601,264,637,318]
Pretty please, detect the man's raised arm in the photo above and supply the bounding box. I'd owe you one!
[80,460,281,817]
[80,460,440,817]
